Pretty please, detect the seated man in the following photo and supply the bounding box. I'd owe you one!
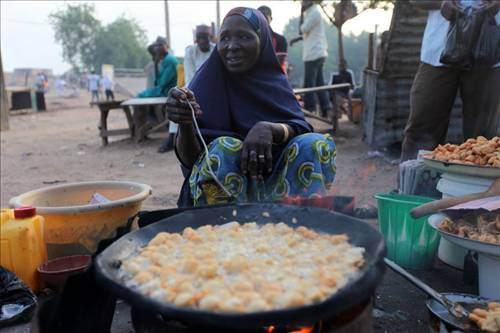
[136,37,178,145]
[330,59,355,130]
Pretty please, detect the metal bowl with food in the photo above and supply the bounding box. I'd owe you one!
[95,203,386,331]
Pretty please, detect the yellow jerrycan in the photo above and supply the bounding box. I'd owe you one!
[1,206,47,291]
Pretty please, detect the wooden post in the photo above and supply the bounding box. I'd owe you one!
[164,0,171,48]
[337,25,344,63]
[0,50,9,131]
[216,0,221,35]
[367,33,374,70]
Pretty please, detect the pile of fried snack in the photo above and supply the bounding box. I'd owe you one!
[121,222,365,313]
[426,136,500,167]
[439,212,500,245]
[470,302,500,333]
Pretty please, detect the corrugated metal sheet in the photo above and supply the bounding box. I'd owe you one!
[363,1,463,149]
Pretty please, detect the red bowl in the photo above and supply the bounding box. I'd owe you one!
[37,255,92,290]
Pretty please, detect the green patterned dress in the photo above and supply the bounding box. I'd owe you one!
[188,133,336,206]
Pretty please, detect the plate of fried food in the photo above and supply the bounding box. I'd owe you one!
[470,302,500,333]
[423,136,500,178]
[428,213,500,256]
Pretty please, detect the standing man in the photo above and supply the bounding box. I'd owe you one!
[258,6,288,73]
[102,74,115,101]
[159,25,215,153]
[183,25,215,84]
[401,0,500,161]
[291,0,331,118]
[88,70,100,104]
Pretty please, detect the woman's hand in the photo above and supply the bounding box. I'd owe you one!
[165,87,202,124]
[241,122,273,179]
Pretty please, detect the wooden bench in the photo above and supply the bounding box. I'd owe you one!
[294,83,351,132]
[121,97,168,143]
[92,100,134,146]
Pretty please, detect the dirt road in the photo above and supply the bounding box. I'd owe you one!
[1,93,398,210]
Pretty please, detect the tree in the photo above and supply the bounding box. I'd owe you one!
[50,4,101,71]
[50,4,150,73]
[318,0,394,63]
[93,17,150,71]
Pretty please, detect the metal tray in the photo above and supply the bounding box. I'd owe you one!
[95,203,386,331]
[423,158,500,179]
[428,214,500,257]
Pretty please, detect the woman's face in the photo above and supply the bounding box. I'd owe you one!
[218,16,260,73]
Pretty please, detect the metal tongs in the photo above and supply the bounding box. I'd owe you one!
[384,258,470,318]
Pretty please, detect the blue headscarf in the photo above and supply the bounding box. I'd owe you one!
[188,7,312,143]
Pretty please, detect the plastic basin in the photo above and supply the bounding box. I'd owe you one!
[374,193,439,269]
[37,255,92,291]
[10,181,152,259]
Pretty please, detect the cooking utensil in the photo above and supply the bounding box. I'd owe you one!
[423,158,500,179]
[384,258,470,319]
[410,178,500,218]
[95,203,386,331]
[426,293,492,332]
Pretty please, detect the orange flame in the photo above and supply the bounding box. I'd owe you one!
[265,325,314,333]
[290,327,314,333]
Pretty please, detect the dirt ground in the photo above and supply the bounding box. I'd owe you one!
[1,91,398,210]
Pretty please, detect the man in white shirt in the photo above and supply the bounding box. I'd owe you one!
[292,0,331,118]
[159,25,215,153]
[184,25,215,85]
[401,0,500,161]
[88,71,100,103]
[102,75,114,101]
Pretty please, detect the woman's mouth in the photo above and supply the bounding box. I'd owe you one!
[226,57,244,66]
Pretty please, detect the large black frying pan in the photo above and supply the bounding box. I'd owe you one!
[95,203,386,331]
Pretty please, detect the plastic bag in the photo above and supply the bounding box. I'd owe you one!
[473,13,500,67]
[440,7,486,68]
[0,267,37,328]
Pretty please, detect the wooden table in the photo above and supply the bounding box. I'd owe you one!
[294,83,352,132]
[92,100,133,146]
[121,97,168,143]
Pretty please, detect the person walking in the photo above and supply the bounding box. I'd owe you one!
[88,70,100,104]
[291,0,332,118]
[102,74,115,101]
[401,0,500,161]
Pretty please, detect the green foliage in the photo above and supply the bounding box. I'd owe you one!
[50,4,101,71]
[283,16,370,87]
[93,17,150,71]
[50,4,150,73]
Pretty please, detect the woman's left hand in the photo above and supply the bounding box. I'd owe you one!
[241,122,273,179]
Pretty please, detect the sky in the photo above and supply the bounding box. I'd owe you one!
[1,1,393,75]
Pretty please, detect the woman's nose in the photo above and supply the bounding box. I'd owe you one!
[227,41,240,51]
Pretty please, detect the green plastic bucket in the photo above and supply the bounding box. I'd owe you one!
[374,193,440,269]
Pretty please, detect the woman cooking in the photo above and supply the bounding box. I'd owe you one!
[167,7,337,207]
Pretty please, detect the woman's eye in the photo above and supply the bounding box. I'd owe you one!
[221,36,229,42]
[240,35,249,40]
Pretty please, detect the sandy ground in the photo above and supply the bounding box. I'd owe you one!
[3,92,473,333]
[1,91,398,210]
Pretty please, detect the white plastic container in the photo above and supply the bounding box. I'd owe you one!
[436,173,493,269]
